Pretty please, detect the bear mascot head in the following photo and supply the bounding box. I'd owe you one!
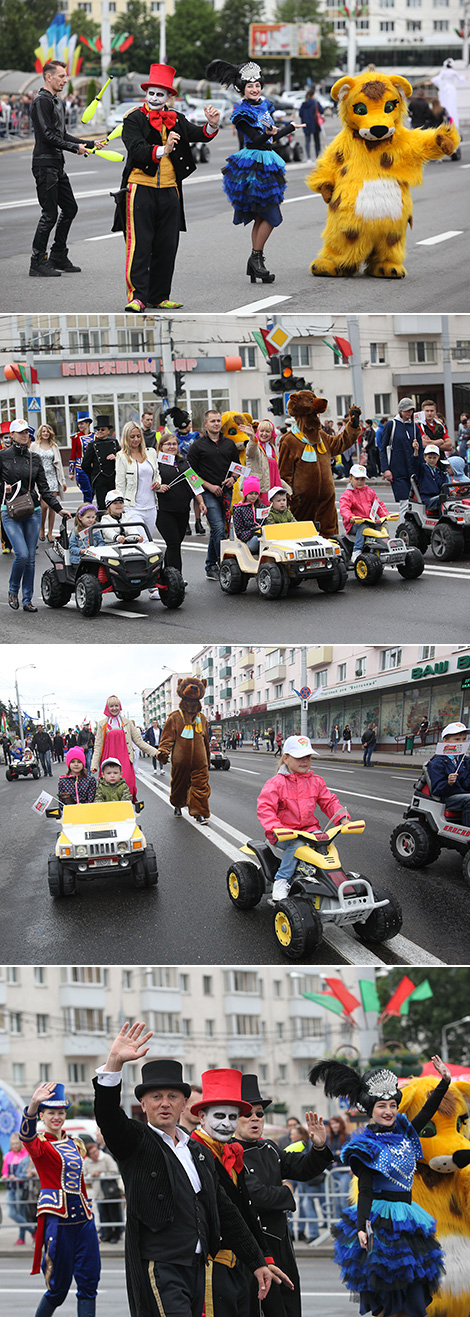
[177,676,207,718]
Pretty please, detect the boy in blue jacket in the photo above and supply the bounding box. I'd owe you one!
[412,441,451,513]
[428,722,470,824]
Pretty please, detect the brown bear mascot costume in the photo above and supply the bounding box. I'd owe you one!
[157,677,211,823]
[278,392,362,537]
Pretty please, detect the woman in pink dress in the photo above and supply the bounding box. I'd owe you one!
[91,695,154,801]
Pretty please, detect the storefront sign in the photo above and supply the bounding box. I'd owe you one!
[411,661,449,679]
[61,359,155,377]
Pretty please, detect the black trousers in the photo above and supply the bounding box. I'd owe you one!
[93,477,116,510]
[206,1259,251,1317]
[249,1233,301,1317]
[126,183,180,305]
[157,508,188,573]
[142,1257,205,1317]
[31,163,78,257]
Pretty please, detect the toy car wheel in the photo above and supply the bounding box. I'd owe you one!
[32,766,40,779]
[397,547,425,579]
[390,820,436,868]
[317,560,348,593]
[273,899,323,961]
[48,856,64,898]
[132,858,147,889]
[397,520,427,553]
[431,522,464,561]
[222,759,230,771]
[5,768,12,781]
[462,850,470,886]
[227,861,264,909]
[41,569,73,609]
[219,559,249,594]
[157,566,185,609]
[143,844,159,887]
[75,574,102,617]
[257,563,287,599]
[62,869,76,897]
[354,886,403,944]
[354,555,383,586]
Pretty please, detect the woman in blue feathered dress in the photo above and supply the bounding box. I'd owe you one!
[310,1053,451,1317]
[206,58,300,283]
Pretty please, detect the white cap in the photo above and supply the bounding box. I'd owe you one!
[424,444,440,456]
[442,722,469,737]
[10,418,29,433]
[101,757,122,770]
[268,485,286,500]
[350,464,367,478]
[283,735,318,758]
[105,489,124,506]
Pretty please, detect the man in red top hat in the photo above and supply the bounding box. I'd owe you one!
[114,63,220,313]
[190,1069,293,1316]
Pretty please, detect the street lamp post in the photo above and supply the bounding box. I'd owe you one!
[41,692,55,727]
[14,664,36,750]
[441,1015,470,1063]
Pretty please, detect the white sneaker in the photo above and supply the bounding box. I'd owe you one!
[272,878,291,901]
[351,549,361,563]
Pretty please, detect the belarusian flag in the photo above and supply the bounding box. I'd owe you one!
[359,979,381,1013]
[302,992,345,1015]
[400,979,433,1014]
[0,711,7,735]
[183,466,204,494]
[323,977,360,1016]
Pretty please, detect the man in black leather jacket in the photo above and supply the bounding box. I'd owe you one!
[30,60,100,278]
[115,62,219,312]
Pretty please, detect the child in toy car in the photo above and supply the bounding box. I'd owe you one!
[58,746,96,805]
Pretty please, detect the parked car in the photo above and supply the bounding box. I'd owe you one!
[106,99,141,132]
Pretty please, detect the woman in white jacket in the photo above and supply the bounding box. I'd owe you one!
[115,421,161,537]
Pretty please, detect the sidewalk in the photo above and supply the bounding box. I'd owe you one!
[224,745,429,769]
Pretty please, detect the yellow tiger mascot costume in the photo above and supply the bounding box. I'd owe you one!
[307,68,460,278]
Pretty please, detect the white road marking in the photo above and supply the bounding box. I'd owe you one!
[87,232,122,242]
[283,194,321,205]
[229,765,260,775]
[337,788,408,807]
[226,295,292,315]
[416,230,463,246]
[68,170,97,177]
[135,771,443,966]
[318,767,354,774]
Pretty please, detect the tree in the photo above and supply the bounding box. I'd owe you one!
[112,0,161,74]
[274,0,338,85]
[0,0,56,71]
[214,0,264,70]
[69,9,100,44]
[166,0,218,81]
[377,969,470,1066]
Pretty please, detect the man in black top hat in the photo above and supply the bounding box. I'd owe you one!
[81,416,119,509]
[93,1022,279,1317]
[235,1074,333,1317]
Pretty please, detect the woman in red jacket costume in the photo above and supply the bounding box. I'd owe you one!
[20,1080,100,1317]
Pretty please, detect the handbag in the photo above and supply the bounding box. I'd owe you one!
[101,1176,120,1199]
[5,452,35,520]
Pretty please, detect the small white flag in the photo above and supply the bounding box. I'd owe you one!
[32,790,53,816]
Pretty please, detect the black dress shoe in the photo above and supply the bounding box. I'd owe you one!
[196,815,209,825]
[174,806,182,817]
[195,519,205,534]
[23,602,38,612]
[8,592,19,610]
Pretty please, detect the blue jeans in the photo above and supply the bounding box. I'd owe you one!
[203,491,226,571]
[363,742,375,766]
[38,749,52,777]
[246,534,260,555]
[1,507,41,604]
[6,1186,33,1241]
[275,838,299,884]
[445,792,470,826]
[85,746,93,772]
[353,523,366,552]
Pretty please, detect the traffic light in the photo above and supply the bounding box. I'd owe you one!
[152,371,166,397]
[269,397,285,416]
[174,370,185,397]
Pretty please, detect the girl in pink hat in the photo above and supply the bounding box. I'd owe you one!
[232,475,265,553]
[58,747,96,805]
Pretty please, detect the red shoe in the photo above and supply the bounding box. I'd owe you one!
[14,1238,25,1245]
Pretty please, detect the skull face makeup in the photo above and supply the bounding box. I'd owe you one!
[198,1104,240,1142]
[147,86,168,108]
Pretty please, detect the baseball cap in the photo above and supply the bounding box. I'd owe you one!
[350,464,367,478]
[105,489,124,506]
[101,757,122,770]
[442,722,469,737]
[268,485,286,500]
[283,735,318,758]
[10,419,29,433]
[424,444,440,456]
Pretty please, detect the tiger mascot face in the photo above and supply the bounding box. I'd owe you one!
[220,411,254,458]
[331,70,412,147]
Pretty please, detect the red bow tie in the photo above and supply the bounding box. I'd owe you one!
[222,1142,245,1176]
[148,108,177,133]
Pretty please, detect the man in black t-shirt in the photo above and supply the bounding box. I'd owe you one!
[187,410,240,578]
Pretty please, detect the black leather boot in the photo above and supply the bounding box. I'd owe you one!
[29,254,61,278]
[195,518,205,534]
[246,250,275,283]
[49,251,81,272]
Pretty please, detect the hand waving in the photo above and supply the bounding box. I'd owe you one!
[105,1020,153,1072]
[305,1111,327,1147]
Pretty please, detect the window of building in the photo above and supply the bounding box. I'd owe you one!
[370,343,386,364]
[337,662,347,682]
[278,1064,287,1081]
[289,679,296,692]
[203,975,213,996]
[109,1,116,9]
[408,341,437,364]
[355,656,367,677]
[37,1014,48,1035]
[69,966,104,984]
[9,1013,22,1034]
[374,393,391,415]
[288,649,296,664]
[433,0,449,5]
[143,967,178,988]
[34,967,46,986]
[273,980,282,997]
[379,647,402,671]
[180,973,190,992]
[151,1013,181,1034]
[0,1011,6,1032]
[314,670,328,689]
[117,395,141,433]
[228,1015,260,1036]
[276,1021,284,1040]
[64,1008,105,1033]
[266,649,285,670]
[296,1018,323,1038]
[44,397,67,446]
[6,968,19,984]
[407,19,422,29]
[182,1019,192,1036]
[290,344,310,367]
[274,683,284,698]
[379,0,394,6]
[289,972,322,994]
[433,18,449,27]
[68,1063,87,1083]
[418,645,435,660]
[39,1063,51,1082]
[334,18,346,29]
[239,345,257,368]
[12,1063,24,1085]
[260,1065,269,1081]
[188,389,230,432]
[232,971,259,993]
[379,19,394,28]
[122,970,132,989]
[455,340,470,360]
[357,18,369,28]
[77,2,92,11]
[336,395,352,416]
[265,689,269,701]
[242,399,261,420]
[69,328,109,355]
[205,1019,214,1037]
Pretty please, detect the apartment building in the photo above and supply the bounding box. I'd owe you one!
[191,644,470,747]
[0,964,380,1119]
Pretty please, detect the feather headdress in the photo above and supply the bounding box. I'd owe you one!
[309,1060,401,1115]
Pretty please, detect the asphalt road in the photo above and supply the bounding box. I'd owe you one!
[0,750,463,966]
[0,1254,350,1317]
[1,483,467,644]
[0,121,468,312]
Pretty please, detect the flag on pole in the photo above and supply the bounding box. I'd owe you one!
[379,975,416,1021]
[183,466,204,494]
[400,979,433,1014]
[302,992,345,1015]
[359,979,381,1014]
[0,712,7,735]
[323,977,360,1016]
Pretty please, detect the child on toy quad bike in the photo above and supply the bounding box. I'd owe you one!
[256,735,350,901]
[427,721,470,824]
[339,463,389,562]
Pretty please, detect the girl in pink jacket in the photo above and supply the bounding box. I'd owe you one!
[339,464,388,562]
[256,735,349,900]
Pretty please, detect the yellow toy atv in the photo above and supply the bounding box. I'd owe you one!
[219,521,347,599]
[341,514,425,586]
[227,816,402,960]
[45,800,158,897]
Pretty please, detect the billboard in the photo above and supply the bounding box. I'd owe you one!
[249,22,321,60]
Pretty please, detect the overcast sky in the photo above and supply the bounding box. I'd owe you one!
[1,644,200,728]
